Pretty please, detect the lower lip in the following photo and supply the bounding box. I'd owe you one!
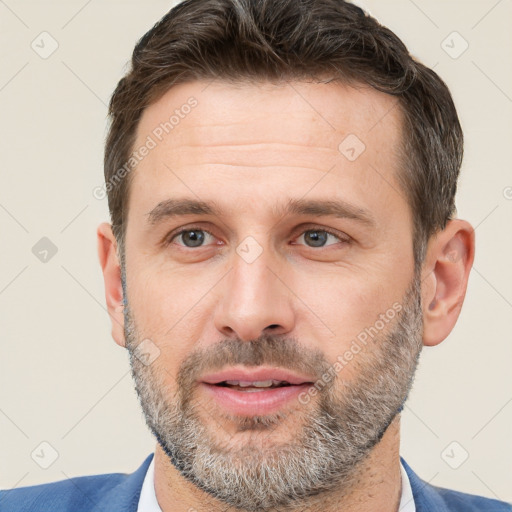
[200,383,313,416]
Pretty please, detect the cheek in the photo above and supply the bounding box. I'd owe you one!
[126,269,205,372]
[129,259,207,321]
[293,268,404,355]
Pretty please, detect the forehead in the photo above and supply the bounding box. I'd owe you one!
[127,79,406,228]
[135,79,403,157]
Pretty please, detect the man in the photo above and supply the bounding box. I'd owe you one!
[1,0,510,511]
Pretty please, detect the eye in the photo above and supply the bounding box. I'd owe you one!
[294,228,348,248]
[165,226,350,250]
[170,228,216,248]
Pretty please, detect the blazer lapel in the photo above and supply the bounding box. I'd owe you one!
[91,453,154,512]
[401,457,449,512]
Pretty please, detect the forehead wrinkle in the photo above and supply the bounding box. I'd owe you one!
[171,141,336,152]
[157,122,343,159]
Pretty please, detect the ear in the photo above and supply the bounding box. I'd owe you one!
[421,219,475,347]
[97,222,126,348]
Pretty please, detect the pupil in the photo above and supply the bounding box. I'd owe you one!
[182,230,204,247]
[305,230,327,247]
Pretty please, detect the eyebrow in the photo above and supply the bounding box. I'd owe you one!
[146,197,376,227]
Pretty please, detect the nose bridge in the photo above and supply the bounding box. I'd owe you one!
[214,240,295,341]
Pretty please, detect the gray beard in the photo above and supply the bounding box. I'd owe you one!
[123,274,423,511]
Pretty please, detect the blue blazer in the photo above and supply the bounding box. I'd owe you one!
[1,454,510,511]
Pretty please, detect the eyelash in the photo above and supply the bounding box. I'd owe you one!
[165,225,350,248]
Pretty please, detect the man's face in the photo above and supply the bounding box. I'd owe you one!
[122,80,423,509]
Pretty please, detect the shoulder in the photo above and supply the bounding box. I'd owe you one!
[431,484,512,512]
[0,473,127,512]
[0,454,153,512]
[401,457,512,512]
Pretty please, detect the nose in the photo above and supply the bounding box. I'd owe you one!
[213,249,295,342]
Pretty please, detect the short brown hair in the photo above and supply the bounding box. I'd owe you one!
[104,0,463,266]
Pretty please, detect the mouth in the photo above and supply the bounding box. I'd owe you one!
[199,367,315,416]
[215,379,294,391]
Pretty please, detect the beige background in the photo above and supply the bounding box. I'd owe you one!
[1,0,511,503]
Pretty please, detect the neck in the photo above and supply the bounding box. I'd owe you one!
[154,415,403,512]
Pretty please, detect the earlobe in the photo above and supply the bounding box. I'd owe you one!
[97,222,126,348]
[421,220,475,347]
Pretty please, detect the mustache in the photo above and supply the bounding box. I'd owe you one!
[176,334,332,391]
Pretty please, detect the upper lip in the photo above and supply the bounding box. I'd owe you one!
[200,366,315,385]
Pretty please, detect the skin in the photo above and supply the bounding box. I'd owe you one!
[97,79,475,511]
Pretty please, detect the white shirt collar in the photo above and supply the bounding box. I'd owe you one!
[399,458,416,512]
[137,455,416,512]
[137,456,162,512]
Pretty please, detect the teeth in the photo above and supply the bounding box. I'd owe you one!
[252,380,274,388]
[224,380,283,388]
